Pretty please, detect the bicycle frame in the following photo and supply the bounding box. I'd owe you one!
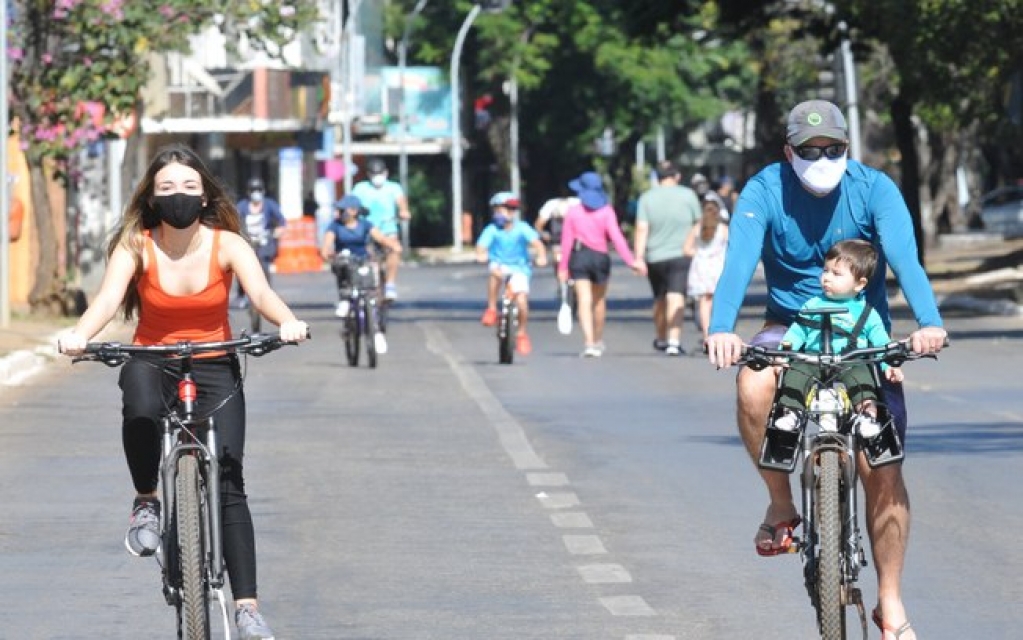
[156,355,232,636]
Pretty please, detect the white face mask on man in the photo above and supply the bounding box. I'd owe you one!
[370,174,386,188]
[790,153,847,195]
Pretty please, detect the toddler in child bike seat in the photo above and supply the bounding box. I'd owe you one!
[771,240,903,443]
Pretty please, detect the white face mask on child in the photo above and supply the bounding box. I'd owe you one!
[790,154,847,195]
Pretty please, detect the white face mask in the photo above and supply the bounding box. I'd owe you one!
[790,154,847,195]
[370,174,386,188]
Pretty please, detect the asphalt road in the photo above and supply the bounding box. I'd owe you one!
[1,261,1020,639]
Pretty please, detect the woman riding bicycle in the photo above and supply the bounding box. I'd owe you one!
[321,194,401,354]
[58,143,308,640]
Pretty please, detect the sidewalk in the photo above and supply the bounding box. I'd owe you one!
[2,234,1020,386]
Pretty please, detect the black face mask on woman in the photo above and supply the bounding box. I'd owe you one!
[153,193,204,229]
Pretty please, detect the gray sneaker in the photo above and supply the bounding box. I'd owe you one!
[235,603,275,640]
[124,498,160,557]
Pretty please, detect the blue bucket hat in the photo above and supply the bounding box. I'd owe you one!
[335,194,363,211]
[568,171,608,209]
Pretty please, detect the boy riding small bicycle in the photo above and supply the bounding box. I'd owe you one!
[476,191,547,355]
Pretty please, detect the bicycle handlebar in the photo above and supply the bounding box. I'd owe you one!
[737,338,947,372]
[74,331,309,367]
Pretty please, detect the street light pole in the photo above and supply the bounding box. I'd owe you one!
[342,0,364,194]
[449,3,482,251]
[398,0,428,194]
[838,21,862,161]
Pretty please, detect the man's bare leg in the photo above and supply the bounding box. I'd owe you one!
[860,459,917,639]
[665,291,685,346]
[736,365,799,549]
[652,297,666,343]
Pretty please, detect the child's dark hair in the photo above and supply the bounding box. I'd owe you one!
[825,239,878,282]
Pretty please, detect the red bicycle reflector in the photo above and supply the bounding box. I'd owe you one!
[178,379,197,403]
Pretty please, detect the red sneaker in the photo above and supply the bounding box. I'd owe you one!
[481,308,498,326]
[516,333,532,355]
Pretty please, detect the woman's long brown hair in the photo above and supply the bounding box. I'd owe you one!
[108,143,241,321]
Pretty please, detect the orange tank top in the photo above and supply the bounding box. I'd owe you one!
[134,229,233,346]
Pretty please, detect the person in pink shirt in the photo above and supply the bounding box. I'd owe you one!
[558,171,646,357]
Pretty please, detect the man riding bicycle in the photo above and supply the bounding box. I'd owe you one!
[234,177,286,309]
[350,158,410,301]
[704,99,946,640]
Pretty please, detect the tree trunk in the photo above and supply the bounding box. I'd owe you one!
[26,159,69,315]
[890,95,925,265]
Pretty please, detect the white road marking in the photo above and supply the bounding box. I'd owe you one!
[600,595,656,616]
[578,563,632,584]
[625,635,676,639]
[550,512,594,528]
[422,323,548,470]
[526,471,570,486]
[563,534,607,555]
[536,491,581,509]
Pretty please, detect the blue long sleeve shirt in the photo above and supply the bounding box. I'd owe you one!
[709,160,942,334]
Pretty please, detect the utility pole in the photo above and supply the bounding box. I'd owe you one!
[1,0,10,327]
[838,21,862,161]
[342,0,364,193]
[449,4,482,251]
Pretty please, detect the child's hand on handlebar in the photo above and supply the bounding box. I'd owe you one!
[885,366,905,383]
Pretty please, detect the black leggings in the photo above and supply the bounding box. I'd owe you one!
[119,355,258,600]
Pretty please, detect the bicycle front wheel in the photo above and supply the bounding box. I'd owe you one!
[365,298,378,369]
[344,310,360,367]
[816,449,846,640]
[176,455,211,640]
[498,305,514,365]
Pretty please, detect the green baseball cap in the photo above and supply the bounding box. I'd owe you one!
[786,100,848,145]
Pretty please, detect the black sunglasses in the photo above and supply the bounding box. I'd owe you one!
[793,143,848,161]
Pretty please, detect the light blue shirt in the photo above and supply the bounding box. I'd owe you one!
[351,180,404,235]
[709,160,942,334]
[476,220,539,275]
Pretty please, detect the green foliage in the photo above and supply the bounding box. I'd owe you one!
[7,1,320,170]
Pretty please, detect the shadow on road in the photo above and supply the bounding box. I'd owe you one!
[907,422,1023,455]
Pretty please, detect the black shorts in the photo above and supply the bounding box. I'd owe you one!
[568,244,612,285]
[646,257,690,298]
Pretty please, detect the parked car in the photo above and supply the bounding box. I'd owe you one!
[979,185,1023,236]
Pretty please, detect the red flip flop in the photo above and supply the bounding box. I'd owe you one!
[755,516,802,556]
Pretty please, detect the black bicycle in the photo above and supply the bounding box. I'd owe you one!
[76,333,302,639]
[737,309,943,640]
[334,251,382,368]
[496,273,519,364]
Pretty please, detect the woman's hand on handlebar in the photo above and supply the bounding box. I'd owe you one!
[57,330,88,357]
[705,332,745,369]
[279,320,310,343]
[908,326,947,355]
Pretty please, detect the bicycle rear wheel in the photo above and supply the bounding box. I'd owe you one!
[365,297,378,369]
[816,450,846,640]
[176,455,210,640]
[344,308,360,367]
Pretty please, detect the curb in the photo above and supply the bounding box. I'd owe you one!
[0,342,59,387]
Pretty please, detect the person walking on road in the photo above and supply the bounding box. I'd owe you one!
[683,194,729,348]
[350,158,411,301]
[558,171,645,358]
[704,99,947,640]
[632,160,701,356]
[58,143,309,640]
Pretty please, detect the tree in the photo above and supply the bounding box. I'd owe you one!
[385,0,753,222]
[7,0,319,314]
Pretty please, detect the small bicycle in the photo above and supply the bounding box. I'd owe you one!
[333,250,382,368]
[75,333,302,640]
[497,273,519,365]
[737,308,943,640]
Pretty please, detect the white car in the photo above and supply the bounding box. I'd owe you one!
[979,185,1023,236]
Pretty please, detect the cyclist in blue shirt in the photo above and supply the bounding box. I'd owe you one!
[476,192,547,355]
[705,100,945,640]
[350,158,410,301]
[321,194,401,354]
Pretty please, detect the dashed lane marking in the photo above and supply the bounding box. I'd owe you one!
[563,534,607,555]
[536,491,581,509]
[578,563,632,584]
[550,512,594,528]
[526,471,570,486]
[600,595,656,616]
